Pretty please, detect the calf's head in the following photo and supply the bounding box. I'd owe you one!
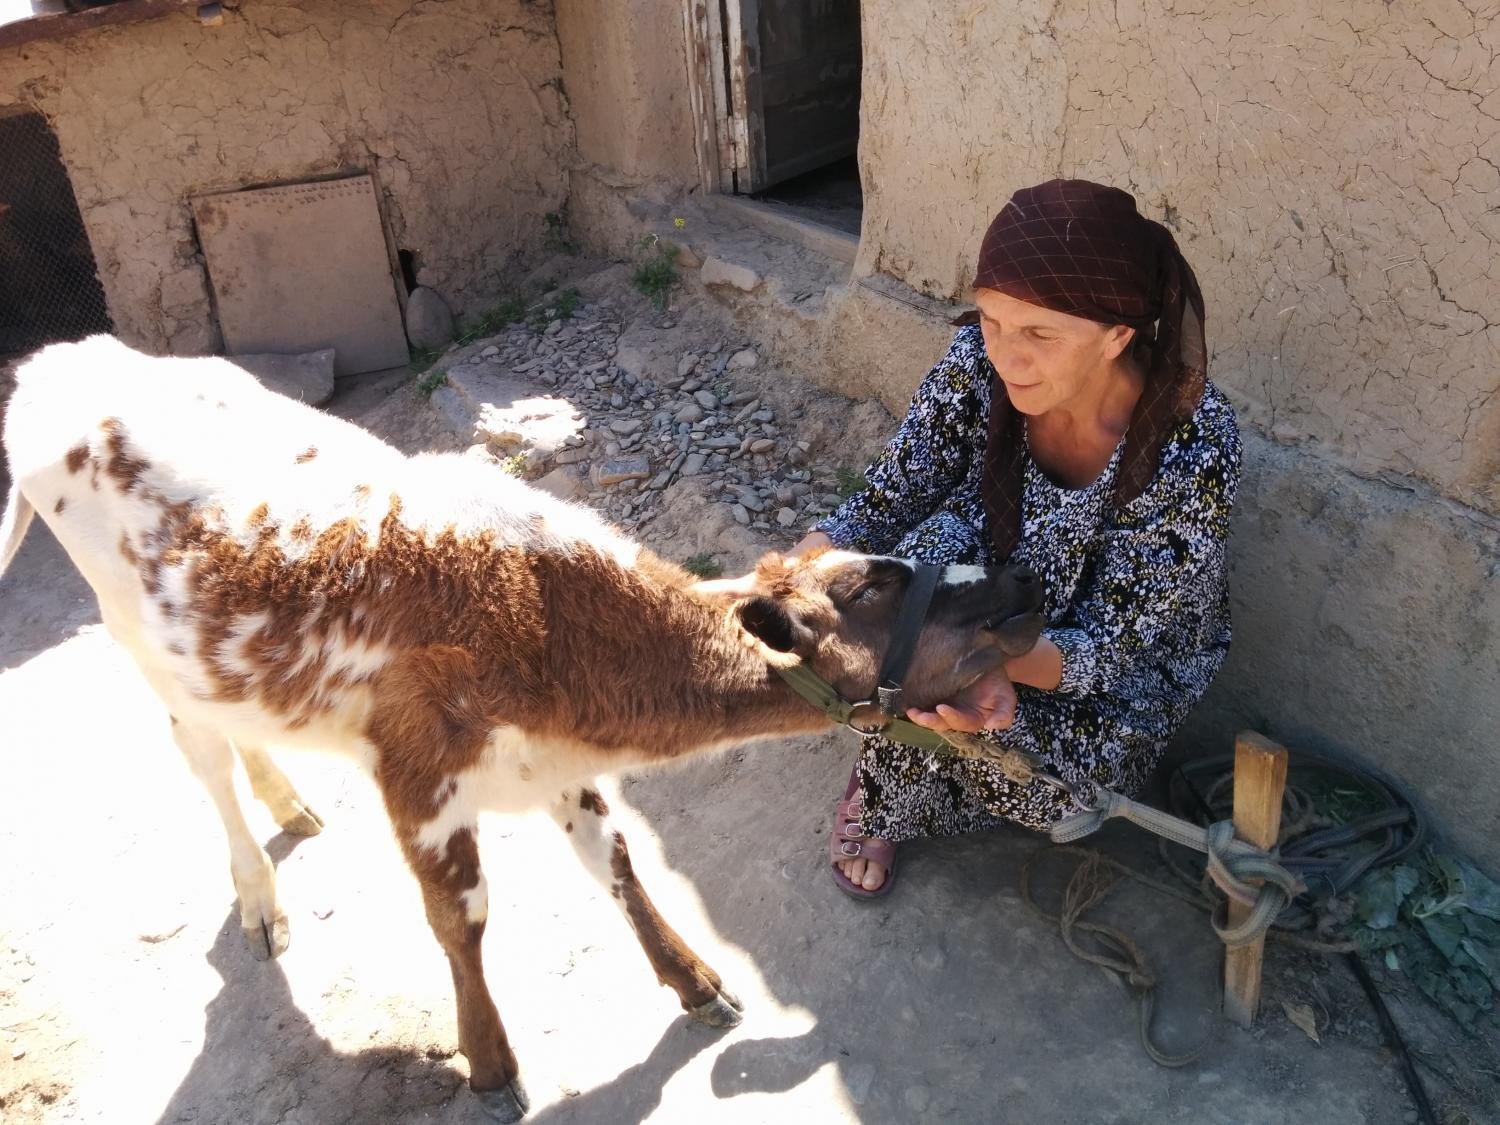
[706,549,1045,709]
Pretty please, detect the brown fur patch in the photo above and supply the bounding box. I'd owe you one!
[98,418,149,493]
[53,497,65,514]
[296,447,318,464]
[579,788,609,816]
[64,445,89,474]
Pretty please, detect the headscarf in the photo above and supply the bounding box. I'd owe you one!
[959,179,1207,560]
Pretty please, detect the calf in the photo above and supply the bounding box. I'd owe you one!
[0,337,1041,1120]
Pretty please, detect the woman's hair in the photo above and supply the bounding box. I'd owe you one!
[962,179,1208,559]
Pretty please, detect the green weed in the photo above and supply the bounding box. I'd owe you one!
[682,553,723,579]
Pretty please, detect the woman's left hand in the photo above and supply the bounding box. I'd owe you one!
[906,668,1017,733]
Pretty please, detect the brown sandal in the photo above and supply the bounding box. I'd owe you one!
[829,768,897,899]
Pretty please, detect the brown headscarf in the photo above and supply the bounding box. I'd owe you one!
[959,179,1208,560]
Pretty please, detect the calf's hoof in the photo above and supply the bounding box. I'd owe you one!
[690,988,745,1029]
[474,1077,530,1122]
[244,915,290,961]
[279,803,325,837]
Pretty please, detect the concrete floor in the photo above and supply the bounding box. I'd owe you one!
[0,309,1483,1122]
[1,520,1446,1124]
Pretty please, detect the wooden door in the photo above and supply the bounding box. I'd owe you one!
[723,0,861,193]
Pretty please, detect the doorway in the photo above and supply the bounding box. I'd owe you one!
[686,0,862,234]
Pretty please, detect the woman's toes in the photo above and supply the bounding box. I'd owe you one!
[847,857,867,885]
[861,863,886,891]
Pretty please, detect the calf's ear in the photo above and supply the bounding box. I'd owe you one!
[737,596,816,654]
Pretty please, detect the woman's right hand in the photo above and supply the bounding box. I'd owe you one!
[906,668,1018,733]
[787,530,833,559]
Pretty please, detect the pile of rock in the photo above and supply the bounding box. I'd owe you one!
[428,296,854,544]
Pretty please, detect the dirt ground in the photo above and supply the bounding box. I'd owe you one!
[2,270,1495,1123]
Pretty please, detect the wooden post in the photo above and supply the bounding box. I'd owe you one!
[1223,731,1289,1028]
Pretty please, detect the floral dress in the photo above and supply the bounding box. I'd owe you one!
[814,325,1241,839]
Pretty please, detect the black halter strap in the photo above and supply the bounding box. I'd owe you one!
[873,562,941,719]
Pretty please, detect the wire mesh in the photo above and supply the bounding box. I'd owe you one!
[0,108,113,359]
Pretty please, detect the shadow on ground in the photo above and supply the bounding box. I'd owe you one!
[0,520,97,670]
[609,736,1414,1124]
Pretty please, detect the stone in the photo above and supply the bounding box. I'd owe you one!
[403,286,454,351]
[534,467,583,502]
[728,347,758,370]
[591,457,651,487]
[614,344,649,379]
[677,352,698,377]
[734,489,765,513]
[647,470,673,490]
[671,241,703,270]
[694,389,719,410]
[776,507,797,528]
[609,418,643,435]
[674,403,704,424]
[681,452,707,476]
[701,256,761,292]
[554,447,591,466]
[226,349,336,406]
[750,438,776,454]
[731,504,751,526]
[481,345,500,358]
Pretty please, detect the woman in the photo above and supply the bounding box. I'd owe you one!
[793,179,1241,897]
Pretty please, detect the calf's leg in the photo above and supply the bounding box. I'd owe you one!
[392,819,528,1122]
[549,785,743,1028]
[171,717,289,960]
[234,740,325,836]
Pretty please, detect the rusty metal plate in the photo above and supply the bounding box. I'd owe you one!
[191,174,407,376]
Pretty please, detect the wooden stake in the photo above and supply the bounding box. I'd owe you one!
[1223,730,1289,1028]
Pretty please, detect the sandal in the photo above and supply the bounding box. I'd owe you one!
[829,767,897,899]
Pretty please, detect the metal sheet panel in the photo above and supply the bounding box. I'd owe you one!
[191,174,408,376]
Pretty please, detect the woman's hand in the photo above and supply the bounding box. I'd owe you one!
[787,531,833,559]
[906,667,1017,733]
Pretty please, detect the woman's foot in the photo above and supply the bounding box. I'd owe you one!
[830,769,897,898]
[837,843,893,892]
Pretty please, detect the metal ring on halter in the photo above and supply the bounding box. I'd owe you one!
[1038,771,1100,811]
[844,700,891,736]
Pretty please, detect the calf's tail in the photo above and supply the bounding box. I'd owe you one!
[0,480,34,581]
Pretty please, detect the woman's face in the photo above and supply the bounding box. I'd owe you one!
[975,289,1135,417]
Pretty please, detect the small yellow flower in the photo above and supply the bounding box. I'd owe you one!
[673,217,686,229]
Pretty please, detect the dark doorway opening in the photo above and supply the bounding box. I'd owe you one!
[722,0,862,232]
[753,154,862,235]
[0,108,112,360]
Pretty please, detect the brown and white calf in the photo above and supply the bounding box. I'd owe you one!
[0,336,1041,1120]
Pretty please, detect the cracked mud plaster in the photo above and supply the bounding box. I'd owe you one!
[856,0,1500,512]
[0,0,571,358]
